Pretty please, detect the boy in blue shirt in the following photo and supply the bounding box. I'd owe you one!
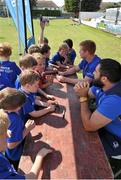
[0,42,21,90]
[0,88,36,170]
[57,40,101,85]
[19,70,55,123]
[49,43,69,69]
[40,44,51,69]
[15,54,38,89]
[64,39,76,65]
[0,109,52,179]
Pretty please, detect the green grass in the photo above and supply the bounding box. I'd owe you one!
[0,17,121,65]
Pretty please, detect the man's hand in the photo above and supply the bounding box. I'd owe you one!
[74,81,90,97]
[56,75,66,83]
[25,120,36,132]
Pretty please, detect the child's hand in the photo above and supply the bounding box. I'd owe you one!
[46,94,55,100]
[47,104,55,112]
[37,148,52,159]
[25,120,36,131]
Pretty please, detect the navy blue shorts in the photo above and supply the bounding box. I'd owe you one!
[99,128,121,157]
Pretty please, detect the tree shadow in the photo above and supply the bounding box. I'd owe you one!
[35,114,68,129]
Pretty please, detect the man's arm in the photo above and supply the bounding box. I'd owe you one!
[74,81,112,132]
[80,101,111,132]
[56,75,80,85]
[59,65,80,76]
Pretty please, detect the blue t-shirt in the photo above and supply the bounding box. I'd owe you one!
[0,152,25,179]
[90,86,104,105]
[15,77,21,89]
[0,60,21,90]
[78,55,101,79]
[49,52,65,65]
[19,89,36,123]
[6,112,24,161]
[68,49,76,65]
[45,58,49,68]
[97,92,121,138]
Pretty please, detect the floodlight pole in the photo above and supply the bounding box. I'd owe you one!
[79,0,82,24]
[115,7,120,25]
[16,0,22,56]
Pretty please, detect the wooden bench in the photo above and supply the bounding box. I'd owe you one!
[19,77,113,179]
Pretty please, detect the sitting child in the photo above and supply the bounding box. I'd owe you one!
[32,52,54,90]
[19,70,55,123]
[0,88,36,170]
[49,43,69,69]
[57,40,101,85]
[40,44,51,69]
[15,54,38,89]
[0,109,52,179]
[0,42,21,90]
[28,44,41,55]
[63,39,76,65]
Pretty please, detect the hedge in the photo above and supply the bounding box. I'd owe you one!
[32,9,62,17]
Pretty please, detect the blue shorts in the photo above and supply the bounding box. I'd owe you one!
[99,128,121,157]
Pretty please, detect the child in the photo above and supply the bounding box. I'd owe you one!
[63,39,76,65]
[15,54,38,89]
[57,40,101,85]
[0,88,35,170]
[0,42,21,90]
[0,109,52,179]
[40,44,51,69]
[28,44,41,55]
[33,52,54,91]
[49,43,69,69]
[19,54,38,71]
[19,70,55,123]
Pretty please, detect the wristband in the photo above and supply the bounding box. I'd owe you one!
[80,97,88,103]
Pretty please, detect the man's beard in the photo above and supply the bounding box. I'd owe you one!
[92,78,104,88]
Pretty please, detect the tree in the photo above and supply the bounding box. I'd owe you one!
[30,0,37,9]
[81,0,102,12]
[64,0,79,13]
[65,0,102,13]
[65,0,70,12]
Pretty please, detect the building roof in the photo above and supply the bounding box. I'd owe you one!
[37,0,59,9]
